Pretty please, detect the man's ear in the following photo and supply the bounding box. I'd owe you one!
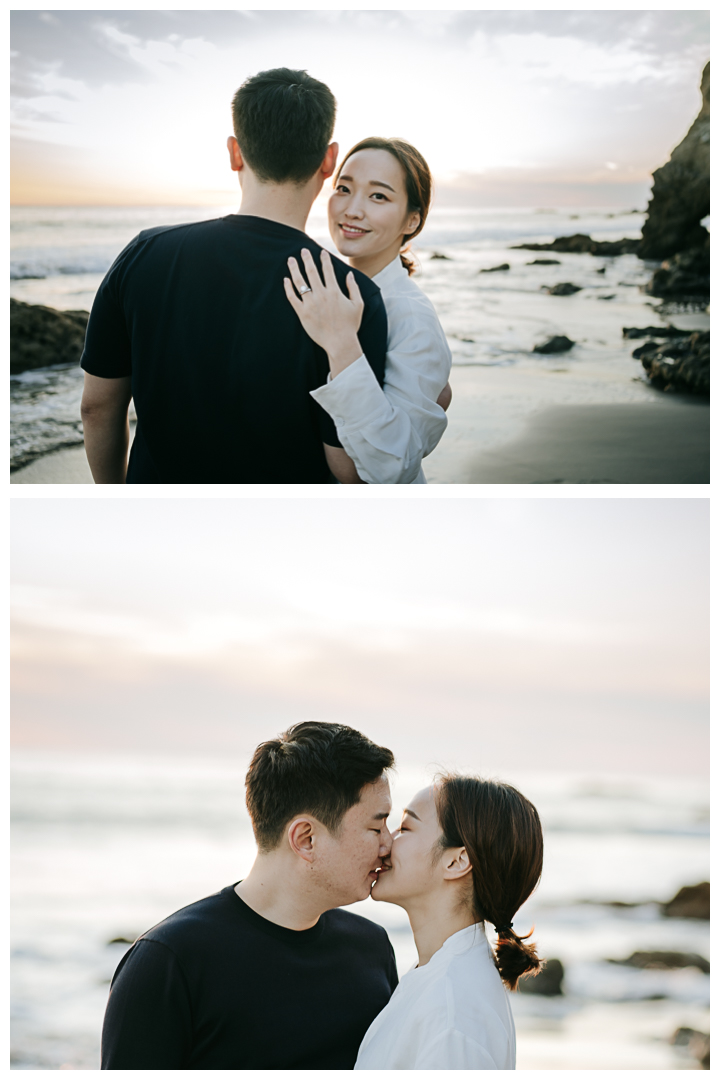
[287,817,316,864]
[442,846,473,882]
[227,135,244,173]
[320,141,339,181]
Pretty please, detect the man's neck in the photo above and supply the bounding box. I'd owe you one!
[235,858,325,931]
[236,183,316,234]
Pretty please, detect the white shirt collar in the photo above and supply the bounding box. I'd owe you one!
[372,254,408,288]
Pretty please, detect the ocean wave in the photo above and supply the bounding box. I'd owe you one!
[10,254,114,280]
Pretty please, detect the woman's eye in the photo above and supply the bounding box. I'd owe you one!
[371,193,387,201]
[335,185,350,193]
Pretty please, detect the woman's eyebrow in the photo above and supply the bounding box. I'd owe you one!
[403,808,421,821]
[337,174,396,193]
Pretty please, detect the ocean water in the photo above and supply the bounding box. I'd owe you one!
[10,204,662,471]
[11,752,709,1070]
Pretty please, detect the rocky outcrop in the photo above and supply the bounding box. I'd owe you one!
[639,63,710,260]
[517,958,564,996]
[526,258,561,265]
[10,299,89,374]
[512,234,640,256]
[634,332,709,395]
[608,950,709,973]
[545,282,582,296]
[533,335,575,354]
[479,263,510,273]
[672,1028,710,1069]
[663,881,710,919]
[622,326,692,339]
[645,236,710,304]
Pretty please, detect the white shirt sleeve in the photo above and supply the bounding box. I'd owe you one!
[309,297,452,485]
[415,1027,501,1070]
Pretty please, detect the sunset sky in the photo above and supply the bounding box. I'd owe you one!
[10,10,709,207]
[11,498,708,777]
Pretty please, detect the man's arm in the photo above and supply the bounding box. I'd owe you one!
[101,938,192,1069]
[80,373,132,483]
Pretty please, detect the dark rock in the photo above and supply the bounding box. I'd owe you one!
[526,258,561,265]
[663,881,710,919]
[10,299,89,374]
[631,341,664,360]
[645,236,709,304]
[637,332,709,395]
[430,252,452,260]
[622,325,692,339]
[545,282,582,296]
[512,233,641,256]
[480,263,510,273]
[608,950,709,974]
[533,335,575,354]
[107,935,136,945]
[517,957,564,996]
[672,1028,710,1069]
[597,294,616,300]
[596,267,606,274]
[639,63,709,260]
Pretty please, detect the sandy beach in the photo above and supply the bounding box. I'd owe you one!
[11,378,709,486]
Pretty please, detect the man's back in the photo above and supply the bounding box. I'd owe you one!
[101,883,398,1069]
[81,215,387,483]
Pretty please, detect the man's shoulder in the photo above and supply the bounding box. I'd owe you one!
[132,217,224,247]
[138,885,233,948]
[300,238,381,302]
[324,907,392,946]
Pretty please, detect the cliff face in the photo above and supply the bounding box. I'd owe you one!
[639,63,710,260]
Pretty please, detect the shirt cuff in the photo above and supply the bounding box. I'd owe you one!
[310,355,389,433]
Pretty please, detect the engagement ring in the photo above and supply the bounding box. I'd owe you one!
[299,284,312,295]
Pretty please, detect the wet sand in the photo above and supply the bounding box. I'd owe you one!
[11,445,93,484]
[11,377,709,486]
[457,400,709,484]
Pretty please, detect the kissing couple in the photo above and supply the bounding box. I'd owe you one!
[101,722,544,1069]
[80,67,453,484]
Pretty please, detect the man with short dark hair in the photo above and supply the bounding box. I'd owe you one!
[80,68,387,483]
[101,722,398,1069]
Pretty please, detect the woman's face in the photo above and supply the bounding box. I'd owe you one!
[371,785,445,906]
[328,148,421,276]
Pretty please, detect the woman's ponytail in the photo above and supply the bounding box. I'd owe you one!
[434,774,545,991]
[493,926,543,991]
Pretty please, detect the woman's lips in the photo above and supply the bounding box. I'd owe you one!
[339,224,369,239]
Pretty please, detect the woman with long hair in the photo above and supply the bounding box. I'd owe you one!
[284,137,452,484]
[354,774,544,1069]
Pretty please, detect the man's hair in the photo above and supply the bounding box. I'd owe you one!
[245,721,394,851]
[231,67,336,184]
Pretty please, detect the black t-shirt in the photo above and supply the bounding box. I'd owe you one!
[80,215,388,484]
[101,883,398,1070]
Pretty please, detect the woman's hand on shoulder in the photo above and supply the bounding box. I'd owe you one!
[284,249,364,376]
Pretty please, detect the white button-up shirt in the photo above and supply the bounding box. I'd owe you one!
[354,923,516,1070]
[310,256,452,484]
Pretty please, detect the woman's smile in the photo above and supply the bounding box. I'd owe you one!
[339,224,371,239]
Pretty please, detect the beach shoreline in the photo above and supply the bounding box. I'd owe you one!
[11,376,709,486]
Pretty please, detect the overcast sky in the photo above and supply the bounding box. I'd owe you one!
[10,10,709,207]
[11,498,708,777]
